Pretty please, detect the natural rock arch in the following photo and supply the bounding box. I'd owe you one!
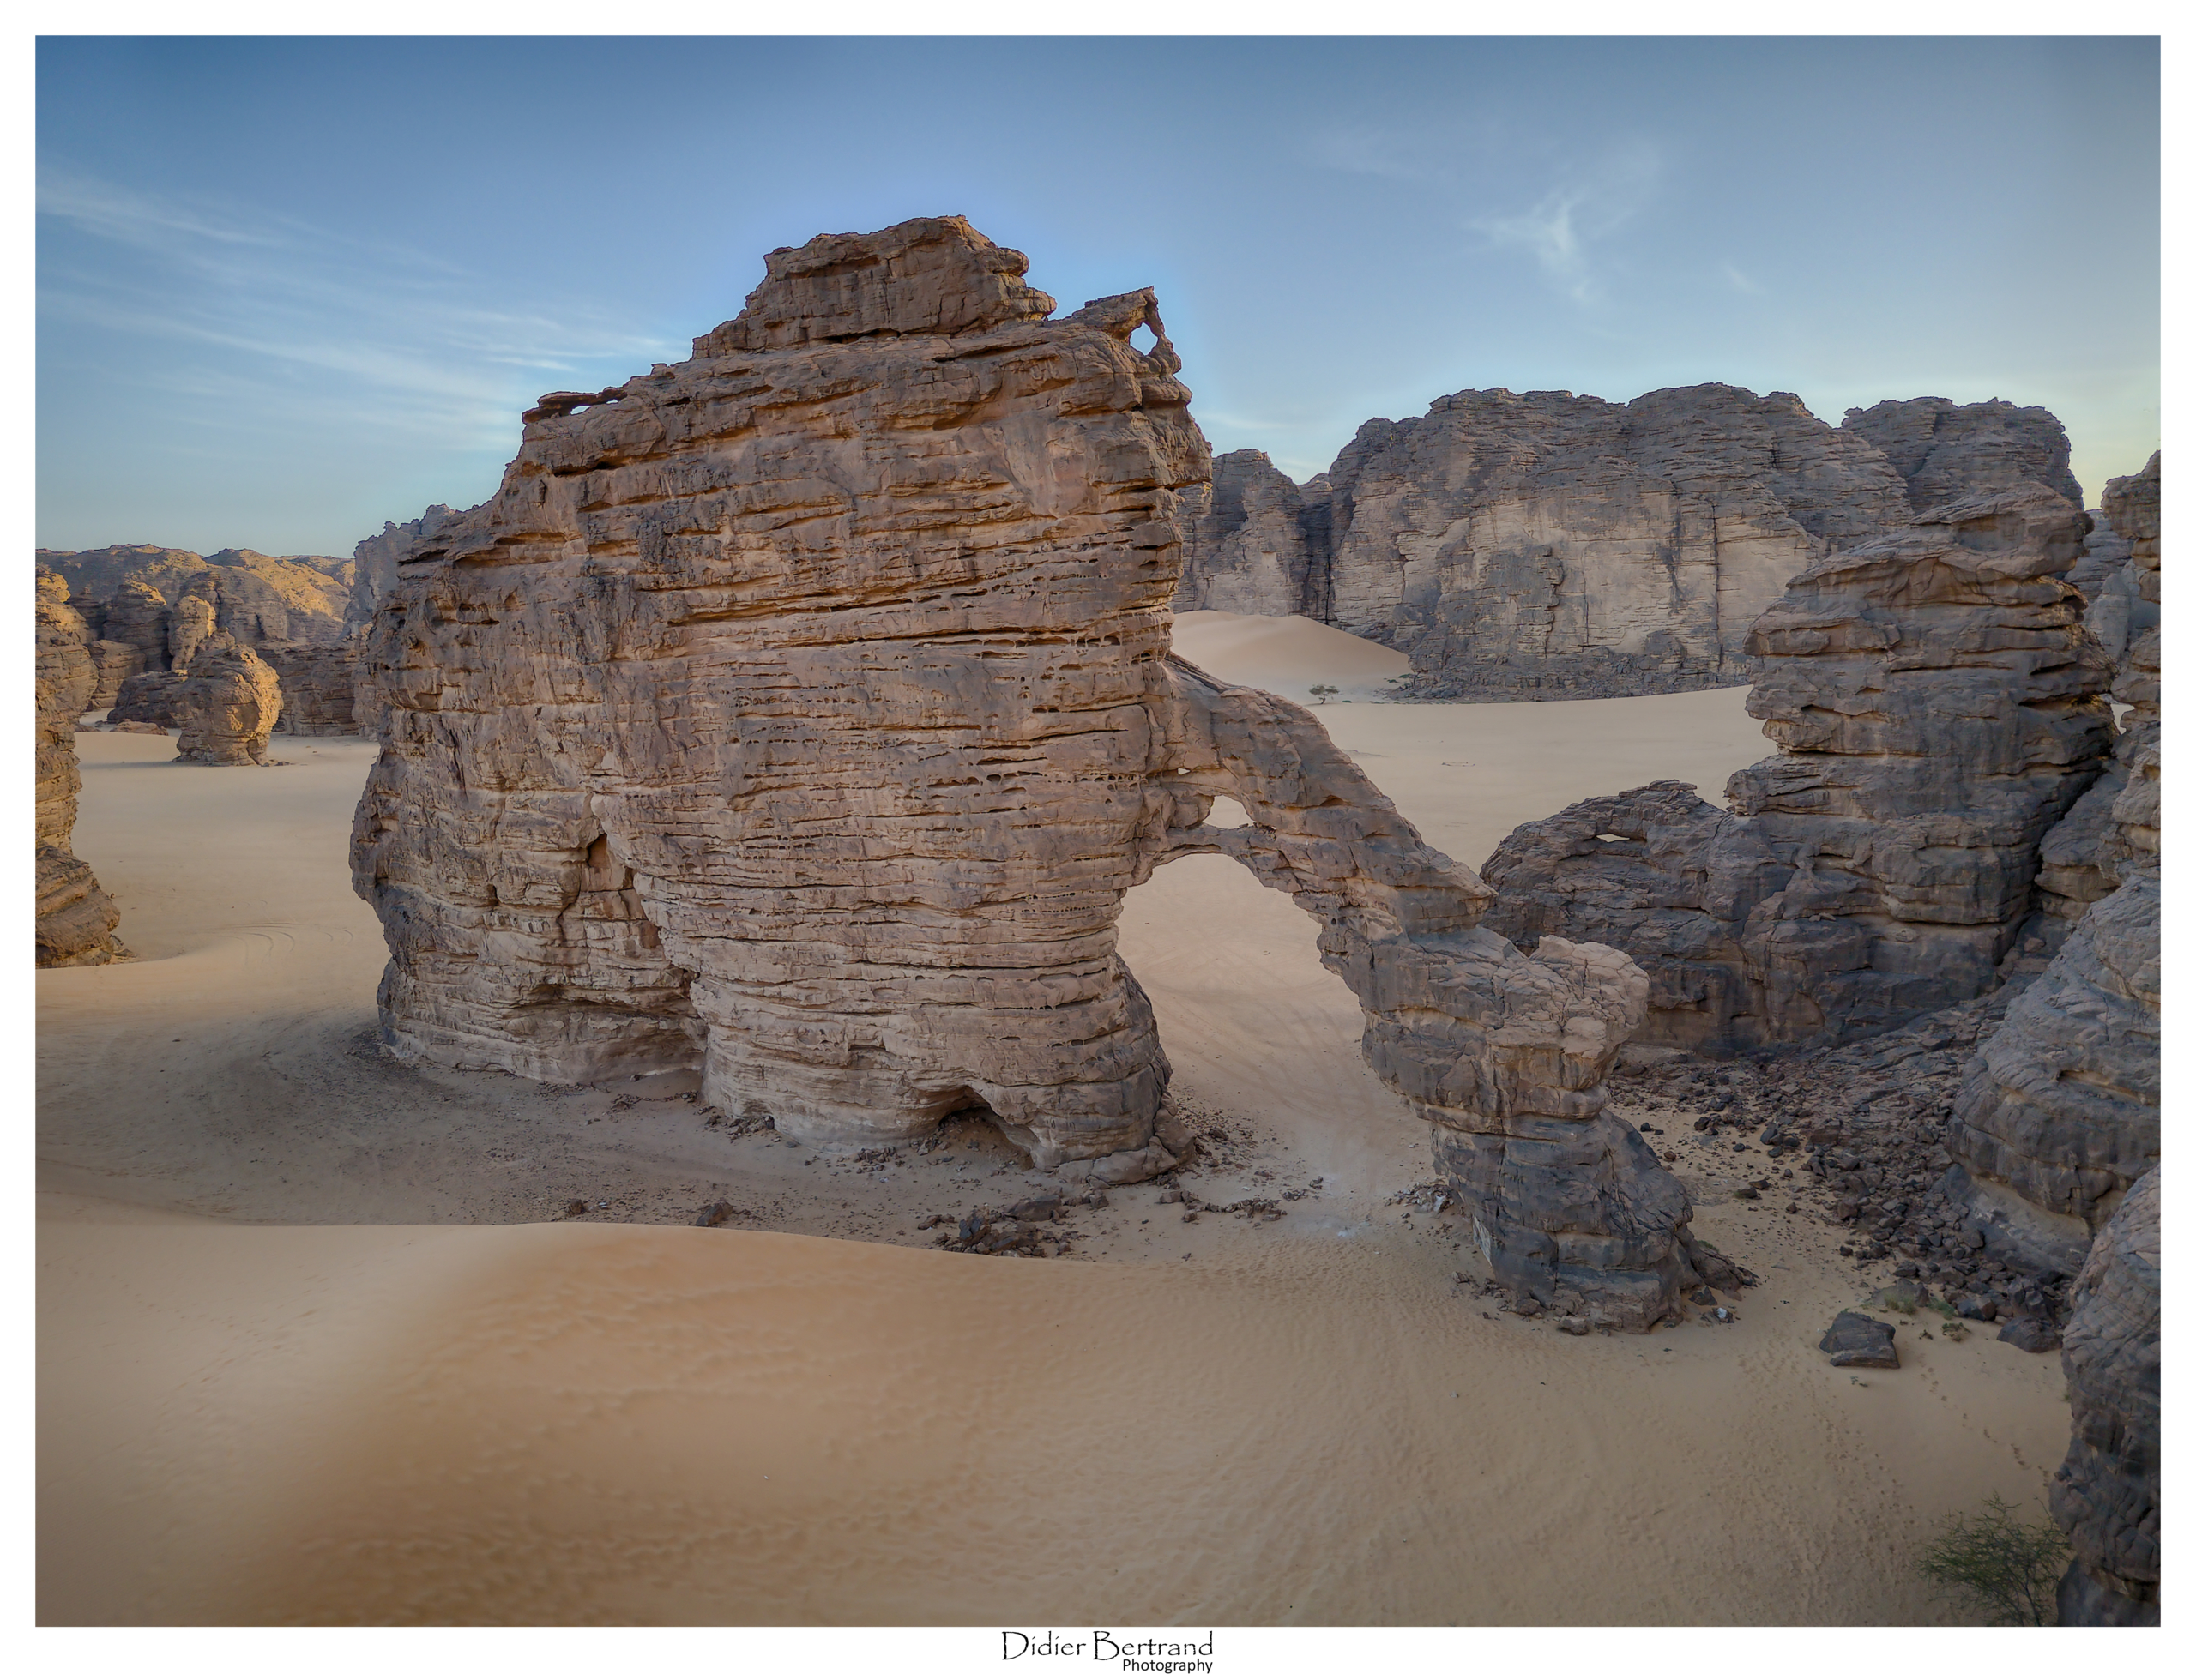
[352,216,1717,1328]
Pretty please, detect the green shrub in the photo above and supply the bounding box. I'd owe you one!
[1918,1494,2070,1625]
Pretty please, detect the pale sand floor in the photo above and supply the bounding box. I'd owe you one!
[38,648,2071,1625]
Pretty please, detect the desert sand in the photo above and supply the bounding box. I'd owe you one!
[37,625,2072,1625]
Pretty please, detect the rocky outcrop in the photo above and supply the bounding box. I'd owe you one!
[1946,454,2161,1274]
[166,593,217,671]
[85,639,144,709]
[1170,392,2092,699]
[1942,871,2158,1275]
[349,505,458,631]
[262,640,365,734]
[1483,487,2112,1052]
[354,216,1700,1328]
[174,634,282,765]
[1176,450,1318,617]
[34,571,125,966]
[100,579,172,675]
[109,670,187,730]
[1326,385,1914,697]
[2051,1168,2160,1624]
[1838,396,2083,512]
[1479,780,1784,1057]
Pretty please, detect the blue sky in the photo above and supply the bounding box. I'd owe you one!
[37,35,2160,557]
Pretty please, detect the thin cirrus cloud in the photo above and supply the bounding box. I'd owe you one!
[38,164,668,444]
[1466,145,1663,305]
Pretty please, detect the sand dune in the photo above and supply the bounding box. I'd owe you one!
[38,664,2069,1625]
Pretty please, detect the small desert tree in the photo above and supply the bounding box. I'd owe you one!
[1917,1494,2070,1625]
[1308,683,1337,705]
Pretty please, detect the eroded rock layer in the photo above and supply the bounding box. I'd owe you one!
[1175,450,1318,617]
[34,571,125,966]
[2051,1168,2160,1625]
[1482,488,2112,1052]
[354,217,1696,1327]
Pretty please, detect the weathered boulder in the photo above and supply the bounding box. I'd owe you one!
[34,571,125,966]
[1818,1310,1898,1368]
[354,216,1697,1328]
[174,633,282,765]
[2051,1168,2159,1625]
[1485,488,2112,1051]
[262,639,364,734]
[1728,486,2113,1036]
[1837,396,2083,512]
[1176,449,1319,617]
[1480,780,1786,1056]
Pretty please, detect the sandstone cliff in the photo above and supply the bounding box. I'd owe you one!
[34,571,125,966]
[353,215,1701,1328]
[1175,451,1318,617]
[1173,390,2090,701]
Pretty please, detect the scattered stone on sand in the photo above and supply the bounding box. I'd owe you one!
[1996,1317,2060,1354]
[1818,1311,1898,1369]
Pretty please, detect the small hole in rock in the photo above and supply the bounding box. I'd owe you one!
[1206,796,1252,830]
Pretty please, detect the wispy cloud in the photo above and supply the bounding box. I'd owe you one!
[37,164,669,446]
[1722,262,1763,295]
[1467,142,1663,305]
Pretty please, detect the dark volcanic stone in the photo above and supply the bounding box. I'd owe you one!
[1818,1310,1899,1368]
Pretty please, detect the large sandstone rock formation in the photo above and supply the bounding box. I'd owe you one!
[1482,487,2113,1052]
[174,634,283,765]
[1946,455,2161,1274]
[34,571,125,966]
[1837,396,2083,513]
[354,215,1702,1328]
[1172,389,2088,700]
[2050,1167,2160,1625]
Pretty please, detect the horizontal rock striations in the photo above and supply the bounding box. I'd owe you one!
[2050,1167,2160,1624]
[354,216,1700,1328]
[34,571,125,966]
[1483,487,2113,1053]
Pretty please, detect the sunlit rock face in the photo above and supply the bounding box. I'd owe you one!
[354,216,1701,1329]
[34,569,126,967]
